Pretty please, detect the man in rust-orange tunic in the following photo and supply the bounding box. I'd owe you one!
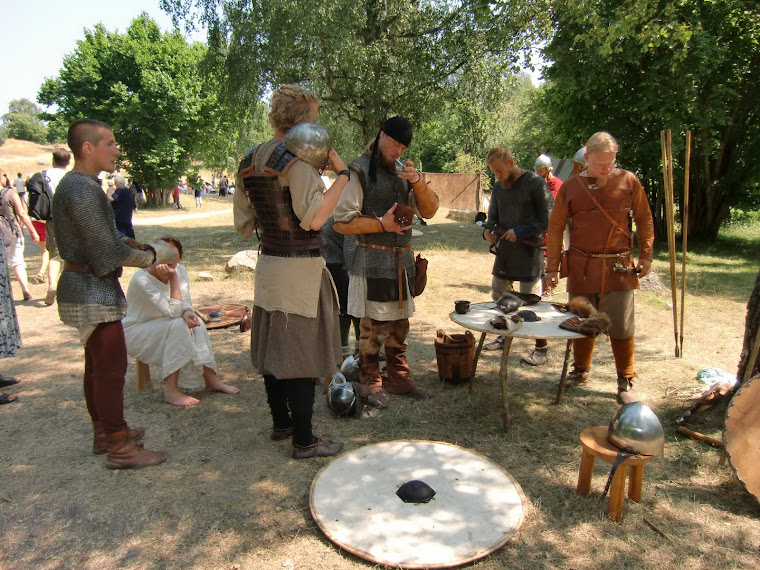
[545,131,654,403]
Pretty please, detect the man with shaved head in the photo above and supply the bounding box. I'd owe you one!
[53,119,178,469]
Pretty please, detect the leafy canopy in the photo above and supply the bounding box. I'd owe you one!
[540,0,760,238]
[1,98,48,144]
[38,13,219,191]
[163,0,552,149]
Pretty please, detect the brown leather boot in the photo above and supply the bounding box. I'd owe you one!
[292,437,343,459]
[564,366,590,386]
[359,352,387,407]
[104,429,167,469]
[92,421,146,455]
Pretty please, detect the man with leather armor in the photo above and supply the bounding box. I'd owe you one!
[544,131,654,404]
[333,117,439,408]
[234,84,348,459]
[53,119,179,469]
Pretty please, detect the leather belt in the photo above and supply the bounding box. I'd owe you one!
[356,242,411,310]
[569,246,631,259]
[356,243,411,253]
[64,261,123,278]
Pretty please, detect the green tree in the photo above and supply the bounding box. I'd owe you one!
[540,0,760,239]
[163,0,552,148]
[1,98,48,144]
[38,14,222,206]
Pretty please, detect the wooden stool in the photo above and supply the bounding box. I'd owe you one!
[136,360,151,392]
[577,425,654,521]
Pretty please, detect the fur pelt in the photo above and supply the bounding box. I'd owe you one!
[569,296,597,318]
[578,312,611,337]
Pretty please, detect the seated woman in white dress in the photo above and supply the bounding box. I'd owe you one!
[123,236,239,407]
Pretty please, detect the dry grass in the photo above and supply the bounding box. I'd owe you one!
[2,208,760,569]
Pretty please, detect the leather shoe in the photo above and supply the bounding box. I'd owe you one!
[616,376,638,405]
[270,426,294,441]
[564,367,590,386]
[521,347,549,366]
[355,383,388,409]
[0,374,20,387]
[292,437,343,459]
[484,337,504,351]
[399,384,431,401]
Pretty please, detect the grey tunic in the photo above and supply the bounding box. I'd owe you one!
[487,170,553,281]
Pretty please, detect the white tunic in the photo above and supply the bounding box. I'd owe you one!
[123,264,216,390]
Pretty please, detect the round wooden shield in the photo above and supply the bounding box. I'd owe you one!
[195,304,249,330]
[310,440,525,569]
[723,375,760,502]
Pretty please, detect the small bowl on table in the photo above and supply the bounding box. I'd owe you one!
[454,300,471,315]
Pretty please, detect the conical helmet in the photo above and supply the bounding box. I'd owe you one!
[534,154,552,169]
[573,146,587,167]
[284,122,332,169]
[608,401,665,456]
[326,372,362,417]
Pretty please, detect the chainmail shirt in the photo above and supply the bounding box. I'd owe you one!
[53,171,156,328]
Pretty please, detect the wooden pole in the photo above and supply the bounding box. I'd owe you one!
[661,130,679,357]
[668,131,680,357]
[679,131,691,355]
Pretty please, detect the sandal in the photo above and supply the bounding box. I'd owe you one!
[0,393,19,405]
[44,290,56,306]
[30,274,46,284]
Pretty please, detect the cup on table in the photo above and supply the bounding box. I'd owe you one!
[454,300,470,314]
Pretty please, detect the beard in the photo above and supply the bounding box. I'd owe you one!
[376,149,397,173]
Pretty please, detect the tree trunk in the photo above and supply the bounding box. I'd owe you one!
[737,269,760,385]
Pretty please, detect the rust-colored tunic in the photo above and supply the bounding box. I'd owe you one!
[545,169,654,295]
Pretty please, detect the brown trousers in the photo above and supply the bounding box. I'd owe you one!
[83,321,128,434]
[358,317,413,394]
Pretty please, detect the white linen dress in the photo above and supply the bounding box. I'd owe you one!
[123,264,216,390]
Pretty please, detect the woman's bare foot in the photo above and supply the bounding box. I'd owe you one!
[203,369,239,394]
[164,385,200,407]
[205,377,240,394]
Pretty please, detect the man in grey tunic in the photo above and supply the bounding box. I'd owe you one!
[333,117,439,408]
[482,146,553,364]
[53,119,178,469]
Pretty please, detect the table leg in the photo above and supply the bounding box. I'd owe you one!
[500,335,514,432]
[468,332,487,394]
[555,339,573,404]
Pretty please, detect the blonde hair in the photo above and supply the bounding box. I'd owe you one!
[486,146,513,165]
[268,84,319,133]
[586,132,619,154]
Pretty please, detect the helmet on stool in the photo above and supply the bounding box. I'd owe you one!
[608,401,665,457]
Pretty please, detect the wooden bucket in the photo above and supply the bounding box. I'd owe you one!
[435,329,476,384]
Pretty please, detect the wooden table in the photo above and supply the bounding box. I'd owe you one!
[450,301,584,432]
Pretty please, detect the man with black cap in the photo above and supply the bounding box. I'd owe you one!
[333,117,439,408]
